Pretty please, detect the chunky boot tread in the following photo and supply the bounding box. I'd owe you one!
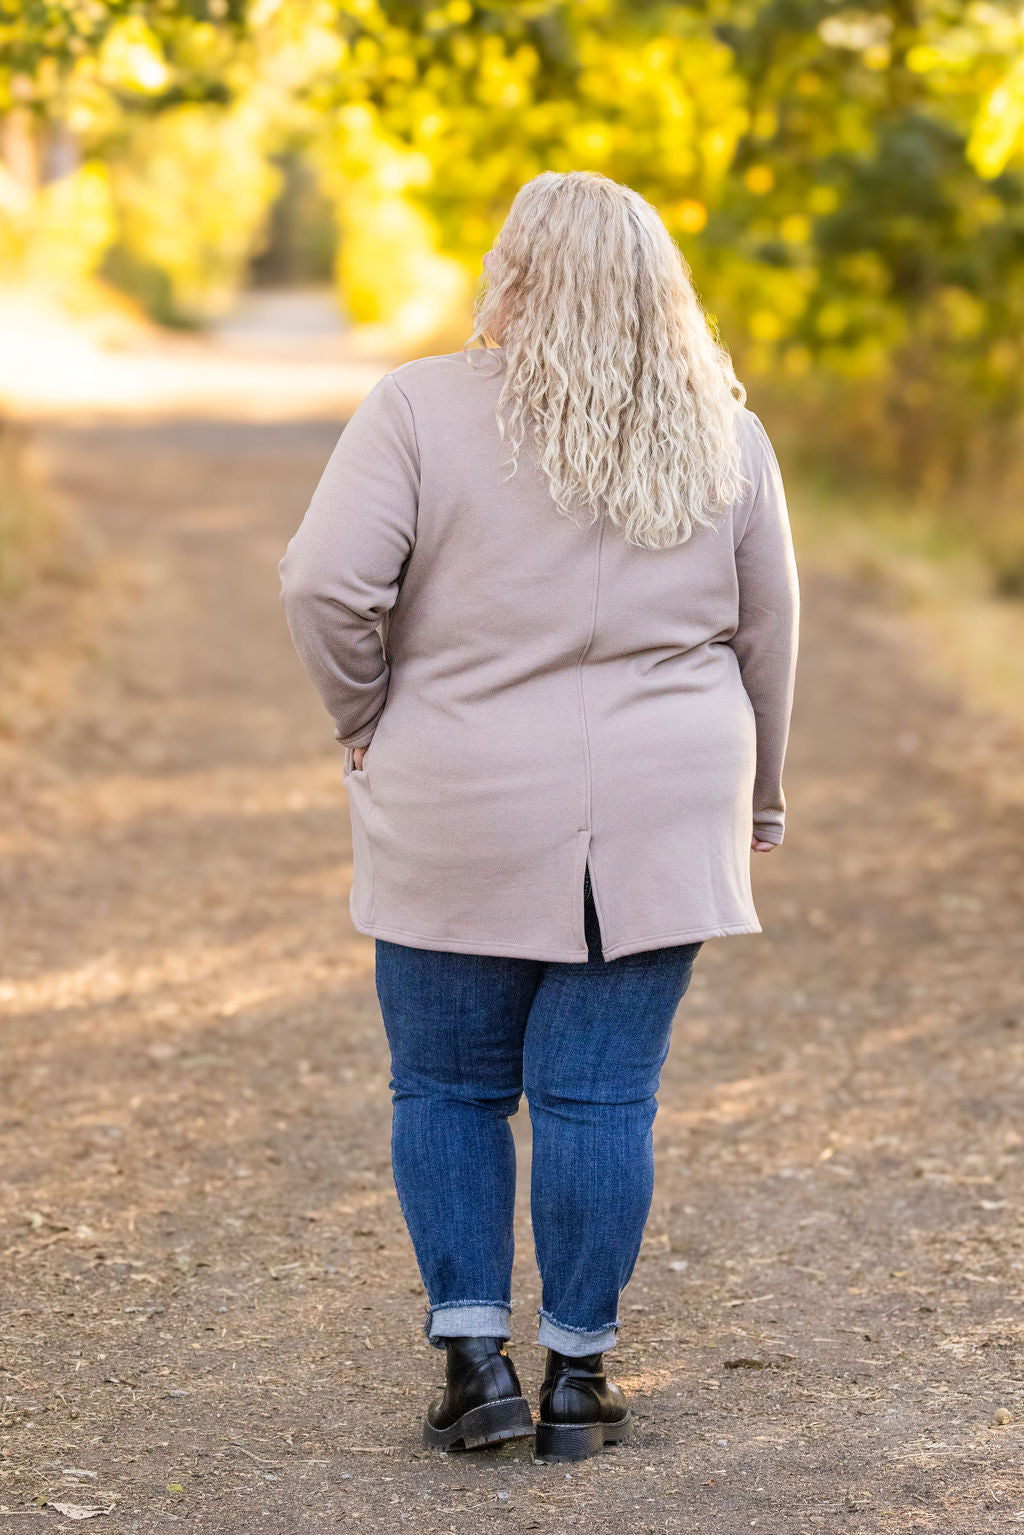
[423,1395,535,1451]
[535,1411,632,1462]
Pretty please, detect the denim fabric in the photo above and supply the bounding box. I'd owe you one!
[373,866,702,1355]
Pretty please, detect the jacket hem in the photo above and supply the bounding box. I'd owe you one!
[352,914,763,962]
[598,919,762,959]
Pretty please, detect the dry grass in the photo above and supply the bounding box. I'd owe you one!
[789,472,1024,753]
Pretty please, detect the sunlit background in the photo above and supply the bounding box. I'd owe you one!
[3,3,1024,585]
[2,1,1024,725]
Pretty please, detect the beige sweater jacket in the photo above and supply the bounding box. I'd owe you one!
[278,345,800,962]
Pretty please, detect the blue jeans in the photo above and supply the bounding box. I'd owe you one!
[373,867,702,1356]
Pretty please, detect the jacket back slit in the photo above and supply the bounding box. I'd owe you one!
[278,346,800,962]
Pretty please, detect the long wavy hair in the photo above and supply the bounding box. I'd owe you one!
[465,170,749,550]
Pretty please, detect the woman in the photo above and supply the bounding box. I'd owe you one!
[279,170,799,1462]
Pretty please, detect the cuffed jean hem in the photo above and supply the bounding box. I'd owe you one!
[425,1302,512,1350]
[537,1309,620,1356]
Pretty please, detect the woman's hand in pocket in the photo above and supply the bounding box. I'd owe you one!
[353,746,368,771]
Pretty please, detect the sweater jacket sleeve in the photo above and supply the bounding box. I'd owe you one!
[729,414,801,846]
[278,373,420,750]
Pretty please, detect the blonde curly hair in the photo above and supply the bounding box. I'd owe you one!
[466,170,748,550]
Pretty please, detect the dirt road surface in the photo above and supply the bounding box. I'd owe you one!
[1,401,1023,1533]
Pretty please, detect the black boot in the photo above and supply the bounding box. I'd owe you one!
[535,1349,632,1462]
[423,1337,535,1451]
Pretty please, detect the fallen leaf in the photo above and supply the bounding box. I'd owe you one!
[47,1503,113,1520]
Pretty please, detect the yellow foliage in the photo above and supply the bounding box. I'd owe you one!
[334,186,469,337]
[316,108,469,341]
[40,162,116,283]
[906,45,943,74]
[98,17,170,94]
[566,121,613,163]
[700,128,734,177]
[808,185,840,215]
[837,251,889,293]
[779,213,810,243]
[936,285,985,342]
[574,29,746,188]
[1,0,1019,471]
[675,199,707,233]
[451,33,476,69]
[968,57,1024,179]
[744,165,774,195]
[384,53,416,83]
[0,160,116,286]
[749,309,784,341]
[816,302,848,339]
[111,103,281,319]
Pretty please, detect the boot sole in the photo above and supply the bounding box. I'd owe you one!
[423,1395,535,1451]
[534,1411,633,1463]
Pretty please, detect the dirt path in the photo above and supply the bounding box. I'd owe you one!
[2,410,1023,1534]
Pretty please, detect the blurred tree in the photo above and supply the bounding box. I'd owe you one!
[307,0,1024,521]
[0,0,268,321]
[2,0,1024,558]
[709,0,1024,487]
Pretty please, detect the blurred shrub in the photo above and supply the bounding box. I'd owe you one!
[2,0,1024,586]
[313,101,470,337]
[103,101,282,324]
[0,156,116,287]
[0,419,62,603]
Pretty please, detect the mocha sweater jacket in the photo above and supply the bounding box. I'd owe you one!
[278,345,800,962]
